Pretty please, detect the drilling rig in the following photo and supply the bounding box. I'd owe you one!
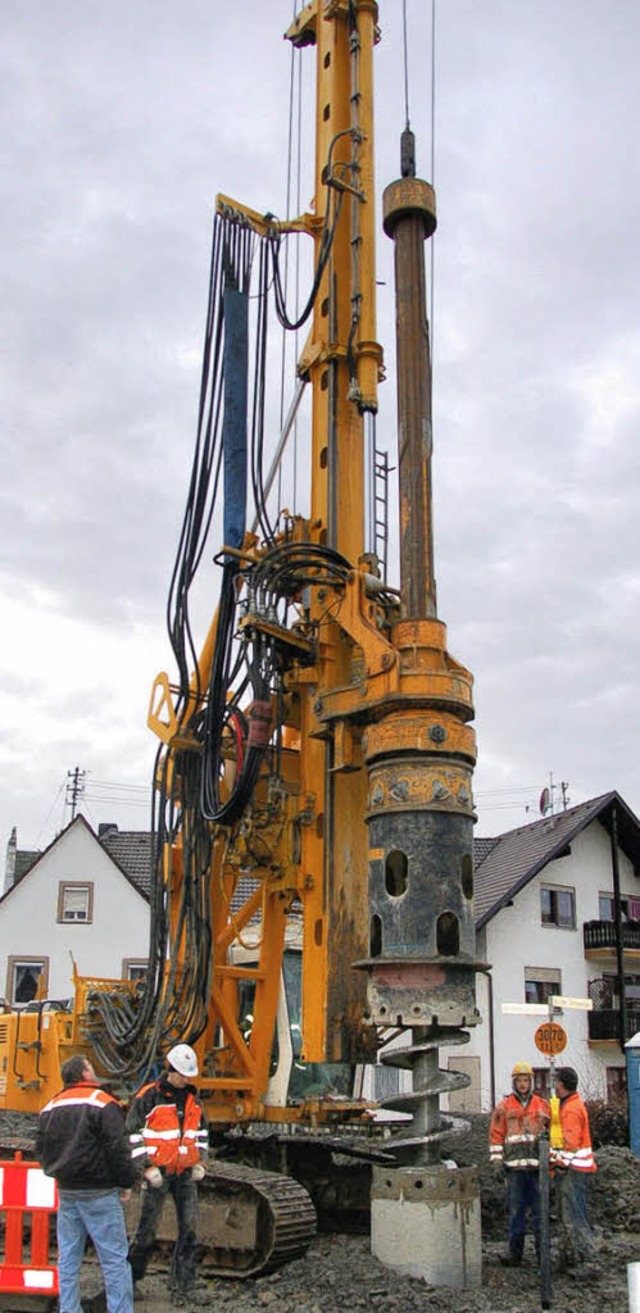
[1,1,482,1288]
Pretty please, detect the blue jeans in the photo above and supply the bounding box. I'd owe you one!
[555,1169,598,1265]
[128,1173,198,1291]
[57,1189,133,1313]
[506,1169,541,1259]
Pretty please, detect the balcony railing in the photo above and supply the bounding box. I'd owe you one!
[587,1007,640,1042]
[583,920,640,953]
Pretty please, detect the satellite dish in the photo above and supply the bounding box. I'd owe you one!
[539,787,551,816]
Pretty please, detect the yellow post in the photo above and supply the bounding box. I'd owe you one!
[289,2,381,1063]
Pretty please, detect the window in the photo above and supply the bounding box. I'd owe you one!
[541,885,575,929]
[373,1063,401,1101]
[122,960,148,983]
[525,967,561,1005]
[606,1067,627,1105]
[599,893,624,921]
[57,882,93,924]
[599,972,640,1004]
[599,893,640,921]
[626,975,640,1002]
[7,957,49,1005]
[533,1067,551,1098]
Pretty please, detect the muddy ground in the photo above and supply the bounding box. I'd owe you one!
[3,1113,639,1313]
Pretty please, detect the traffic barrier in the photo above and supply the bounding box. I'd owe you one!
[0,1152,59,1297]
[629,1261,640,1313]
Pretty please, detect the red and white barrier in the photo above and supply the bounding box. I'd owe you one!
[0,1153,59,1295]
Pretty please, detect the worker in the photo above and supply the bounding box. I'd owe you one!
[35,1054,135,1313]
[489,1060,550,1267]
[549,1066,600,1276]
[126,1043,209,1303]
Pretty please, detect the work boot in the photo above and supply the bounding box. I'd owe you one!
[499,1253,522,1267]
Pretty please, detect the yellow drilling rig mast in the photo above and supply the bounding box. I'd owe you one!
[2,2,482,1284]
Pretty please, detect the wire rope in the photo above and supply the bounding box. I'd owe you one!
[430,0,436,352]
[402,0,411,128]
[90,87,351,1075]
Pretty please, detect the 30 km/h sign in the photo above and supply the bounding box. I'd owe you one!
[534,1021,567,1056]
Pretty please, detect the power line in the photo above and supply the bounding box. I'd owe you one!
[87,778,150,792]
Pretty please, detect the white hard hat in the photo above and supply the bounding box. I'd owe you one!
[166,1043,199,1078]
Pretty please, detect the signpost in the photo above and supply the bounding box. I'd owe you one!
[500,994,593,1309]
[539,1128,551,1310]
[534,1021,567,1057]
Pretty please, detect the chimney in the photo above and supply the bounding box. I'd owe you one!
[4,827,17,894]
[98,823,119,839]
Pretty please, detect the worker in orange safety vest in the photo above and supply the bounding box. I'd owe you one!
[126,1044,208,1302]
[549,1066,600,1278]
[489,1060,550,1266]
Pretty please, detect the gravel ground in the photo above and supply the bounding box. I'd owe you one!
[3,1111,639,1313]
[123,1227,640,1313]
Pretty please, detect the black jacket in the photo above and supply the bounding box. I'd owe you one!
[126,1074,208,1174]
[36,1080,136,1192]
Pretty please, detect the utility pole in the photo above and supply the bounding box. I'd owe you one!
[66,767,86,820]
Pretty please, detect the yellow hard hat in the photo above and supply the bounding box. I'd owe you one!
[511,1061,533,1078]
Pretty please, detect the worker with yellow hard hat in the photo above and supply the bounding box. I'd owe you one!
[489,1061,550,1267]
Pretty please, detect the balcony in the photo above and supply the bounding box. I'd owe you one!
[587,1007,640,1043]
[583,919,640,956]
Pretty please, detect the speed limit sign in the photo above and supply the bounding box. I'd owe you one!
[534,1021,567,1056]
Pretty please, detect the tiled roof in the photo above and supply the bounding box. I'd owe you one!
[473,791,640,927]
[99,829,153,897]
[474,836,499,869]
[97,838,264,921]
[231,874,261,918]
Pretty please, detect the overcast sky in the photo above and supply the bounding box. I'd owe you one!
[2,1,639,857]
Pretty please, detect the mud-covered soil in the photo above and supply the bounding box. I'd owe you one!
[3,1111,639,1313]
[108,1227,640,1313]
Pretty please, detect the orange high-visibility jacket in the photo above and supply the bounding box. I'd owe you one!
[127,1080,208,1175]
[489,1092,550,1169]
[549,1091,596,1172]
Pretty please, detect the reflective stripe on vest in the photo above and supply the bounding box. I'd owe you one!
[41,1084,118,1114]
[137,1095,203,1173]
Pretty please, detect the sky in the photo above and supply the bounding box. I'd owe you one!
[2,1,640,858]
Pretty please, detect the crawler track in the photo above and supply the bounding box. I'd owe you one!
[198,1162,317,1277]
[0,1136,317,1280]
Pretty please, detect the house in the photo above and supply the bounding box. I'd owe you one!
[444,790,640,1113]
[0,814,151,1005]
[4,792,639,1115]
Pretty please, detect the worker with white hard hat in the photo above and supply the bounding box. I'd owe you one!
[126,1043,208,1302]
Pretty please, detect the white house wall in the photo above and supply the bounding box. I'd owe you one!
[482,821,633,1106]
[0,820,149,1001]
[437,818,637,1112]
